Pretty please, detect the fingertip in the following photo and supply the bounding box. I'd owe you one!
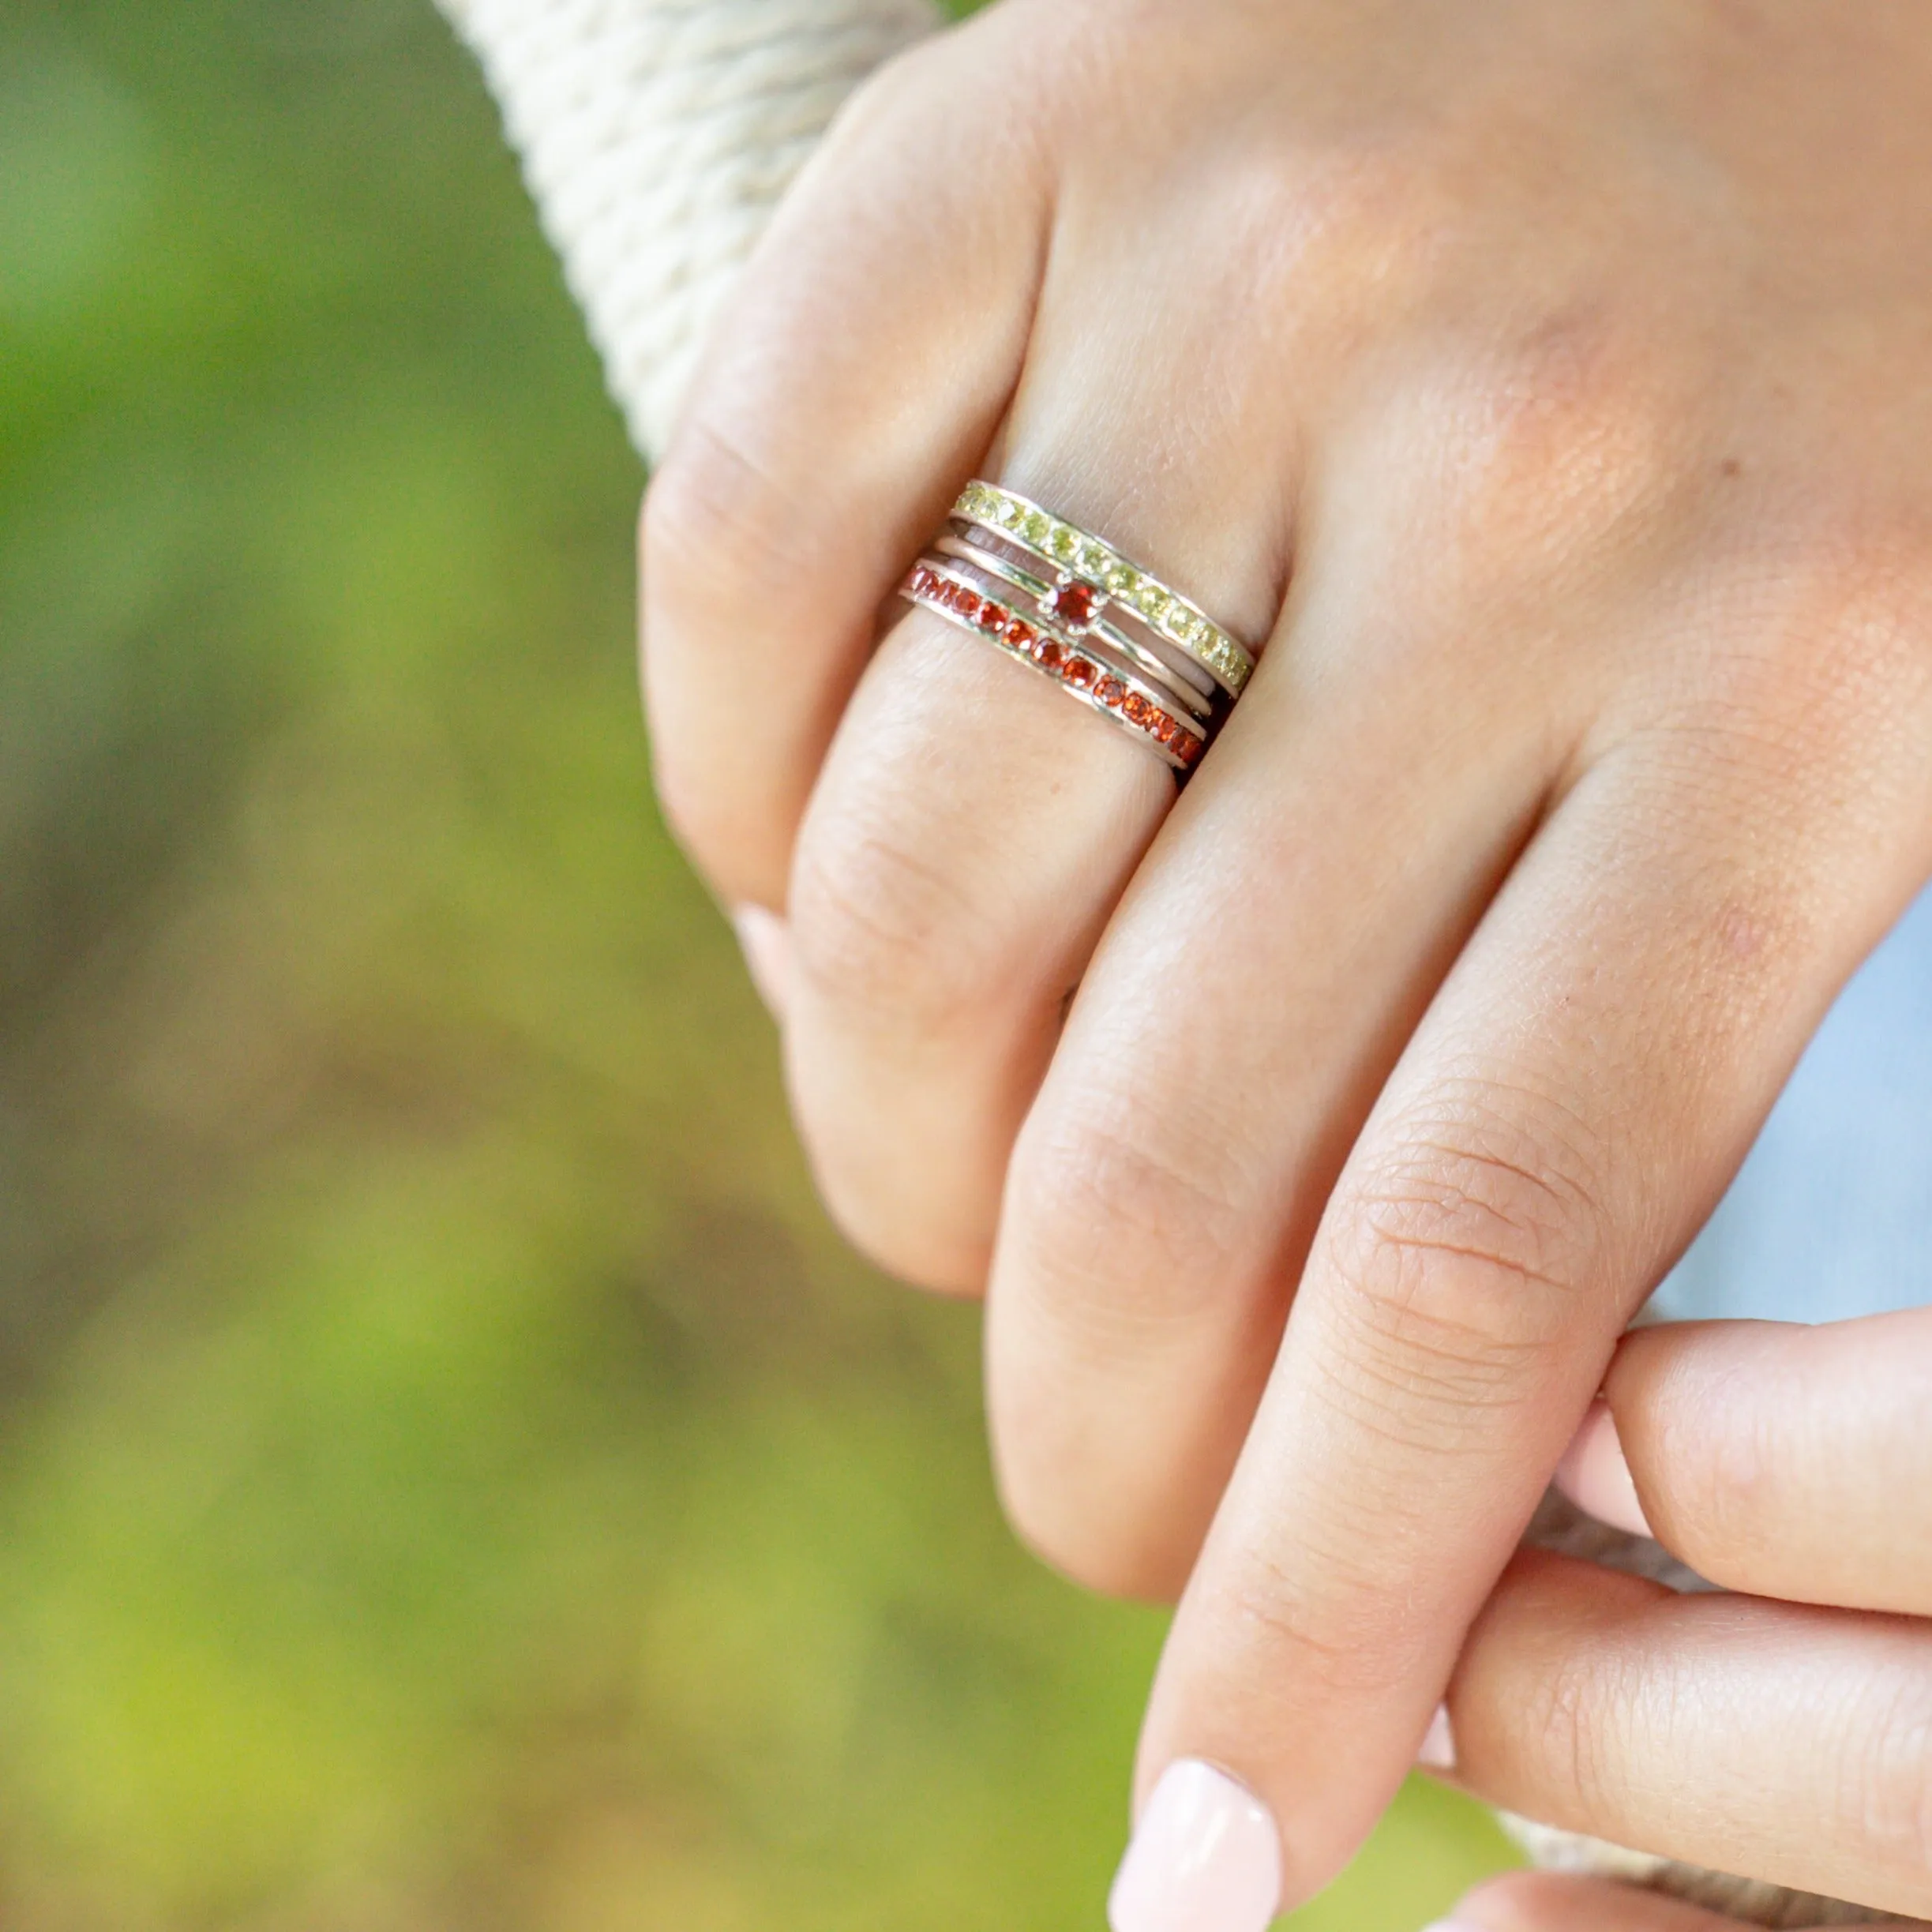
[1416,1701,1456,1773]
[1109,1760,1282,1932]
[1553,1401,1655,1540]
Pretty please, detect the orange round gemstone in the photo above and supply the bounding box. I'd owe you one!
[1122,692,1151,725]
[1095,677,1126,707]
[954,589,981,621]
[1007,618,1037,651]
[1065,657,1095,688]
[981,601,1009,632]
[1037,640,1064,670]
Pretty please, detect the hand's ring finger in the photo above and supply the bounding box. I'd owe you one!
[782,456,1275,1292]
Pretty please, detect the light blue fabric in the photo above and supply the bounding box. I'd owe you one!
[1654,883,1932,1324]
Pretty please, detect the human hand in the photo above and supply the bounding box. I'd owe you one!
[640,0,1932,1921]
[1429,1874,1926,1932]
[1424,1310,1932,1916]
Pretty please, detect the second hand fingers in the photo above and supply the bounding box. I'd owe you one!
[1447,1868,1932,1932]
[1446,1548,1932,1918]
[1557,1307,1932,1616]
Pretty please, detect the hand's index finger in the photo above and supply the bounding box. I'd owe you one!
[1111,738,1922,1930]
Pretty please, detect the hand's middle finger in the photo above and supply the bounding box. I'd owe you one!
[985,378,1585,1596]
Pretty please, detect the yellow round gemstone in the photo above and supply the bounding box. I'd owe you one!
[1049,525,1079,561]
[1105,563,1136,595]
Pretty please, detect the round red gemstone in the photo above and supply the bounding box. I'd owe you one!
[1174,731,1202,766]
[981,601,1008,631]
[1095,677,1126,707]
[1150,711,1176,743]
[1037,640,1064,670]
[1122,692,1150,725]
[1064,657,1096,688]
[1007,618,1037,651]
[1047,581,1097,629]
[954,589,981,621]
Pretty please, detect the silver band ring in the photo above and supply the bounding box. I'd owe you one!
[934,534,1215,724]
[951,481,1256,698]
[902,559,1207,772]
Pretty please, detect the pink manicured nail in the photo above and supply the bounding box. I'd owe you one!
[1555,1401,1653,1539]
[1417,1703,1455,1772]
[731,905,792,1019]
[1109,1760,1282,1932]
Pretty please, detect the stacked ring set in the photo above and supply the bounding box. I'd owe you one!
[901,482,1257,775]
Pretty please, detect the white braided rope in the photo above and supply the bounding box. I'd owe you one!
[437,0,943,459]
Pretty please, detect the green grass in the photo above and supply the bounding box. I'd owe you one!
[0,0,1512,1923]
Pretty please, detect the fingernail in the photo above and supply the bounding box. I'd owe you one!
[1417,1703,1455,1772]
[731,905,791,1019]
[1555,1401,1653,1540]
[1109,1760,1282,1932]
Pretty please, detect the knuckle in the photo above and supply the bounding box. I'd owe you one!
[1196,1543,1437,1696]
[643,413,805,637]
[786,805,1004,1033]
[1841,1670,1932,1902]
[647,722,784,910]
[1513,1620,1630,1829]
[807,1151,985,1298]
[1446,307,1697,585]
[995,1458,1184,1603]
[651,760,796,920]
[1004,1096,1256,1359]
[1322,1086,1606,1411]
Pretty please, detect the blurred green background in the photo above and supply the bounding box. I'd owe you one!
[0,1,1512,1924]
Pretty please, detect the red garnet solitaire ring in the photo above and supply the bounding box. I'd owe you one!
[898,482,1256,775]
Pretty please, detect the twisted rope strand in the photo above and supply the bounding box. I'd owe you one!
[437,0,941,457]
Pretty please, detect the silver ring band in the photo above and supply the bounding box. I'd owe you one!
[902,559,1206,773]
[951,481,1256,698]
[934,535,1216,724]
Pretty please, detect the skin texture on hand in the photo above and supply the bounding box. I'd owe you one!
[640,0,1932,1917]
[1442,1312,1932,1917]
